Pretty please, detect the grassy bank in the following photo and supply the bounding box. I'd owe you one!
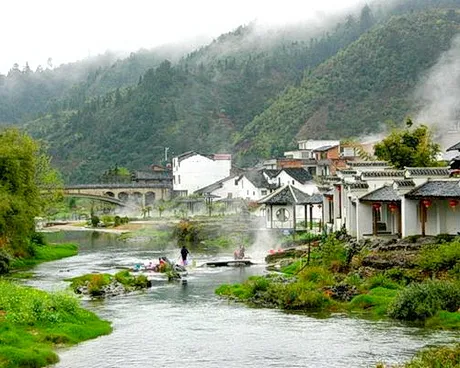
[10,243,78,271]
[0,280,112,368]
[217,234,460,327]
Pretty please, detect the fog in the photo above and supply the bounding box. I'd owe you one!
[1,0,367,75]
[414,35,460,152]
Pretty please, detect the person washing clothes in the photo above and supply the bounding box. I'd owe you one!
[180,245,190,266]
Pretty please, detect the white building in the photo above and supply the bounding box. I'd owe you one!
[172,152,232,195]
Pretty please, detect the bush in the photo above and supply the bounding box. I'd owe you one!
[90,215,100,228]
[388,280,460,321]
[417,241,460,272]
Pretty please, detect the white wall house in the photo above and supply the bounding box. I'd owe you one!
[172,152,231,195]
[195,170,275,202]
[330,165,454,239]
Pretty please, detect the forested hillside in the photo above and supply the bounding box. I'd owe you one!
[235,9,460,163]
[3,0,460,182]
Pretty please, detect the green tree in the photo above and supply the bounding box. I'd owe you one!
[374,121,441,169]
[0,128,60,257]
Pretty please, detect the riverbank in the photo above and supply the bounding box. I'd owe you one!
[0,239,112,368]
[216,233,460,366]
[0,280,112,368]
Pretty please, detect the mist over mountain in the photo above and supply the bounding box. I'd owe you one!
[2,0,460,183]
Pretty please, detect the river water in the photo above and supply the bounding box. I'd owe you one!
[26,231,459,368]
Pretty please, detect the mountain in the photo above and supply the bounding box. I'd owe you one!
[3,0,460,182]
[235,9,460,164]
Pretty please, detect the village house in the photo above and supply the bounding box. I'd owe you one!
[325,163,454,239]
[172,152,232,196]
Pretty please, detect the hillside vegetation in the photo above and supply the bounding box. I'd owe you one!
[1,1,460,181]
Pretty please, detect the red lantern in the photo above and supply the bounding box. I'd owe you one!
[449,199,458,210]
[372,202,381,210]
[388,203,398,212]
[327,196,333,202]
[337,186,341,192]
[421,199,432,208]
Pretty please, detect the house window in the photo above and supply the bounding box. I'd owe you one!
[292,180,295,185]
[276,208,290,222]
[253,191,255,196]
[173,176,176,184]
[247,190,249,195]
[227,193,232,199]
[261,190,267,195]
[278,178,281,186]
[178,175,181,184]
[234,179,238,186]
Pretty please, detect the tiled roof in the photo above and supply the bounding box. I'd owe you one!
[322,175,341,182]
[263,169,280,178]
[195,175,236,194]
[347,161,390,167]
[305,193,324,204]
[361,170,405,178]
[259,185,312,205]
[339,170,358,175]
[393,180,416,188]
[360,185,401,202]
[238,170,271,189]
[405,167,450,177]
[347,182,369,190]
[281,168,313,184]
[405,180,460,199]
[313,144,338,152]
[447,142,460,152]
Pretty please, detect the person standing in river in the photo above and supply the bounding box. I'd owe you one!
[180,245,190,266]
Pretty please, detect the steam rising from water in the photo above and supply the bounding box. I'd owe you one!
[415,35,460,150]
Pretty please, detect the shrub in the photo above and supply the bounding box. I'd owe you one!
[90,215,100,228]
[388,280,460,321]
[417,241,460,272]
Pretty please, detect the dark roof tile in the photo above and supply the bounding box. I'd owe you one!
[361,170,405,178]
[281,168,313,184]
[447,142,460,152]
[360,185,401,202]
[347,161,390,167]
[394,180,416,188]
[405,167,450,177]
[259,185,312,205]
[405,180,460,198]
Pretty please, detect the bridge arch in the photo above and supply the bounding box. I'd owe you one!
[104,191,115,197]
[118,192,129,201]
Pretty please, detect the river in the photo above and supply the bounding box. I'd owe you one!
[26,231,459,368]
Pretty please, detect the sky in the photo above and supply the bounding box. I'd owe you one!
[1,0,364,74]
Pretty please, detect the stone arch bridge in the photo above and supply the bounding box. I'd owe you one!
[63,184,172,208]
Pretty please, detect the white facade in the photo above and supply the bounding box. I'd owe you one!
[172,153,231,195]
[274,171,317,195]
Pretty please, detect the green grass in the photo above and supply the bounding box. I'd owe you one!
[10,243,78,270]
[0,280,112,368]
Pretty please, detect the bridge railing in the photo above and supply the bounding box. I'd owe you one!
[64,183,172,189]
